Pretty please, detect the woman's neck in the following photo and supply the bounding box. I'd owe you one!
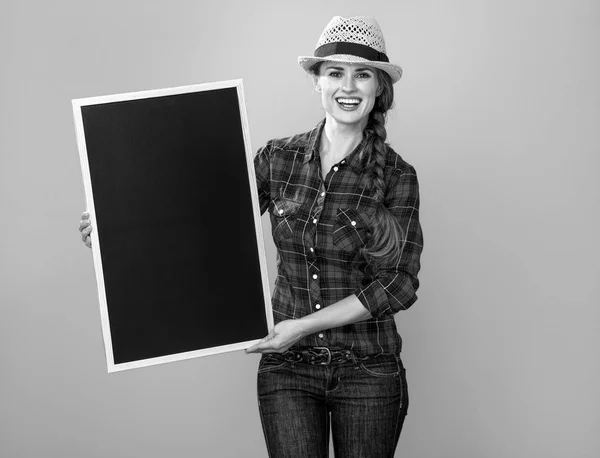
[320,115,366,162]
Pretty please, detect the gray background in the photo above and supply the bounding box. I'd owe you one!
[1,0,598,457]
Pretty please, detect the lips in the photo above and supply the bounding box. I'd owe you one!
[336,97,361,109]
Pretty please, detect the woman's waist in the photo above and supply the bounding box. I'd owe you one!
[290,327,403,356]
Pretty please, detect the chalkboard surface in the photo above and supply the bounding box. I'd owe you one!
[73,81,272,372]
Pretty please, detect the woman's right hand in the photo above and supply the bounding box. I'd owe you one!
[79,211,93,249]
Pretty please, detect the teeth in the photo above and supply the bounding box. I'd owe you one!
[337,98,360,104]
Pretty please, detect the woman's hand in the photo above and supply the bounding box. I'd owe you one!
[79,211,93,249]
[245,320,307,354]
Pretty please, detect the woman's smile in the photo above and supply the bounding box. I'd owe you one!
[336,97,362,110]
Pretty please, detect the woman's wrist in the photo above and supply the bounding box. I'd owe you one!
[296,314,320,337]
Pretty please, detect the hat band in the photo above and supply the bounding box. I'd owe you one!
[314,42,389,63]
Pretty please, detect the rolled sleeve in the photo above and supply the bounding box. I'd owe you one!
[355,166,424,317]
[253,141,272,215]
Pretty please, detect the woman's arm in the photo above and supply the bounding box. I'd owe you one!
[245,294,371,354]
[353,165,423,317]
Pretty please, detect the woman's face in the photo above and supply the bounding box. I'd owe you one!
[314,61,380,129]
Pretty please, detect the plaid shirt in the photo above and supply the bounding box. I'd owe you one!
[254,119,423,355]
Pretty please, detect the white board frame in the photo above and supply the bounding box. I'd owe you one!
[72,80,273,372]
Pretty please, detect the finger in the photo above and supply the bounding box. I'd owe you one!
[247,342,277,354]
[79,219,90,232]
[246,340,266,354]
[81,211,89,219]
[247,337,288,354]
[81,229,92,242]
[245,345,260,354]
[84,236,92,248]
[246,334,274,353]
[81,226,92,236]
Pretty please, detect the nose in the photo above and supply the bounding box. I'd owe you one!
[342,75,356,92]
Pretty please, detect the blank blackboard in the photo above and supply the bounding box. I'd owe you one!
[73,80,272,372]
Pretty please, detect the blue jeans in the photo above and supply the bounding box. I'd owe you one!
[257,351,409,458]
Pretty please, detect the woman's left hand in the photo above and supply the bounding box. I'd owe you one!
[245,320,307,354]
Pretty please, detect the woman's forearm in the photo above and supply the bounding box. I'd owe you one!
[297,294,372,337]
[246,294,373,354]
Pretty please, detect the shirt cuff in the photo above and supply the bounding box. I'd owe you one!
[354,280,391,318]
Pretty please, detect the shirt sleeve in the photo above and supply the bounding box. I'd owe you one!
[354,166,424,317]
[253,141,272,216]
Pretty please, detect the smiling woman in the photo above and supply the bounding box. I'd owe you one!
[246,15,424,458]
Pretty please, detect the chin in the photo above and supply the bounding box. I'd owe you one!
[329,109,369,127]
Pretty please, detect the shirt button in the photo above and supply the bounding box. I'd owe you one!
[312,274,318,279]
[309,247,314,252]
[351,221,357,226]
[320,191,325,197]
[315,304,321,310]
[318,333,324,339]
[333,166,339,172]
[313,218,318,224]
[278,209,284,215]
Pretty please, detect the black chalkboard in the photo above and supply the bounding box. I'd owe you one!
[73,81,272,372]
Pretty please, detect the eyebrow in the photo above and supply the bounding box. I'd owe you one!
[324,66,374,73]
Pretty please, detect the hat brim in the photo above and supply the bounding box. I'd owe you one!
[298,54,402,84]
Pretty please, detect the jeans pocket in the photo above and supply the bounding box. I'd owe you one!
[257,353,290,374]
[358,355,400,377]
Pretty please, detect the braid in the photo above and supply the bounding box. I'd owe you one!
[359,108,387,203]
[359,70,406,270]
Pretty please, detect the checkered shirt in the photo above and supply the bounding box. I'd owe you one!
[254,120,424,355]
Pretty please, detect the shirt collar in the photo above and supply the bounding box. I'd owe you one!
[303,119,325,164]
[302,119,366,173]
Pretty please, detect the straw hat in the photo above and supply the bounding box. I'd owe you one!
[298,16,403,84]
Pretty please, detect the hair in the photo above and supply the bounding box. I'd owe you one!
[310,62,405,270]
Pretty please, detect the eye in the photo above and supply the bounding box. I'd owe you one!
[327,71,342,78]
[356,72,372,79]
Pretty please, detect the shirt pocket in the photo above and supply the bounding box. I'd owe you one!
[269,196,302,242]
[333,207,370,252]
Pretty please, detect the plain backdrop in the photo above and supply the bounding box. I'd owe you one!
[1,0,598,457]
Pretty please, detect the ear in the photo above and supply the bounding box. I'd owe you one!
[376,86,383,97]
[312,75,321,93]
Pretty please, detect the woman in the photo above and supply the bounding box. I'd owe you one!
[79,16,423,457]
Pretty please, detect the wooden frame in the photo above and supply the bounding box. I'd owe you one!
[72,80,272,372]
